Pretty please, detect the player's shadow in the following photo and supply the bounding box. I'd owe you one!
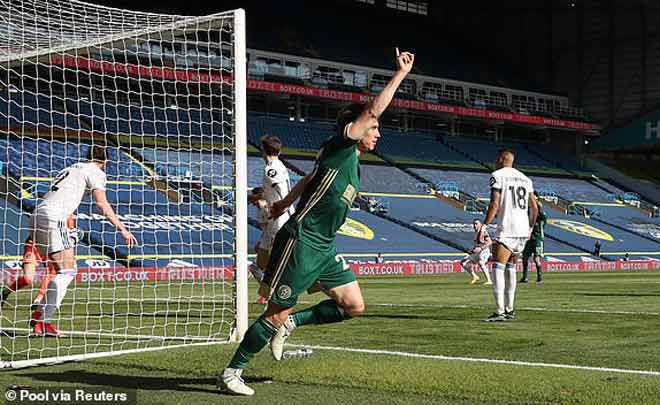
[23,368,273,396]
[22,370,219,394]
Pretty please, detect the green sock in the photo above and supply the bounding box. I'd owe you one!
[536,262,543,278]
[290,299,351,327]
[227,316,278,369]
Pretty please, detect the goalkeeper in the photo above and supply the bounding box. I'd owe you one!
[520,195,547,283]
[218,49,415,396]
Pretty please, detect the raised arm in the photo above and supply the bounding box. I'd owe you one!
[270,172,313,218]
[93,189,138,247]
[346,51,415,141]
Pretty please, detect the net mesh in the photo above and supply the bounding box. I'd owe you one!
[0,0,244,367]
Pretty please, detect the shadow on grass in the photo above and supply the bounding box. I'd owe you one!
[21,370,274,396]
[22,370,219,394]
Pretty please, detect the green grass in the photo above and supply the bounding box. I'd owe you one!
[2,272,660,404]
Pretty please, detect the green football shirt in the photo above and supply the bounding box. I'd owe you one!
[284,124,360,251]
[531,210,548,241]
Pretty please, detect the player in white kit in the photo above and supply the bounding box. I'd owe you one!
[482,149,538,322]
[460,219,493,285]
[248,135,294,303]
[29,145,138,336]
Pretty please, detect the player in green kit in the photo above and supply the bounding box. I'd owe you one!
[520,195,547,283]
[217,49,415,396]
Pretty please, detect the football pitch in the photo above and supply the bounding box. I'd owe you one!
[1,271,660,404]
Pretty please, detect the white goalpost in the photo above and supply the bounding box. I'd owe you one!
[0,0,248,368]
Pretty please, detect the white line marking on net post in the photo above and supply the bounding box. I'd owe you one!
[287,344,660,377]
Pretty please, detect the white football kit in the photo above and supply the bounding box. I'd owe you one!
[490,167,534,255]
[30,162,106,255]
[257,159,294,252]
[468,227,491,264]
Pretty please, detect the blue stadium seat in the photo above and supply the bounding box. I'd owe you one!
[411,168,491,197]
[0,199,108,269]
[384,195,587,261]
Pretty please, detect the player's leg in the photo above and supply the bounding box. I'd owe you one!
[478,249,492,284]
[535,242,544,283]
[252,246,270,304]
[269,251,361,362]
[503,252,519,319]
[219,231,318,395]
[520,240,534,283]
[34,218,78,336]
[461,255,479,284]
[485,241,513,322]
[33,221,78,311]
[1,238,40,306]
[286,251,362,327]
[219,301,293,396]
[32,261,56,308]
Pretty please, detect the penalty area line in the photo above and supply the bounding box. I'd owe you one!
[287,344,660,377]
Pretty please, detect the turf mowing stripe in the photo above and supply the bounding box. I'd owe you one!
[288,344,660,377]
[298,300,660,316]
[367,302,660,316]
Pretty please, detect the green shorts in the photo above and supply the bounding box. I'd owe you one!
[522,239,544,259]
[262,229,357,307]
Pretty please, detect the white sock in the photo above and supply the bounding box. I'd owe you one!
[480,263,492,282]
[461,260,474,276]
[504,263,517,313]
[491,262,506,315]
[41,268,76,322]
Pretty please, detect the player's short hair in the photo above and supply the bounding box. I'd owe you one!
[472,219,481,223]
[87,145,107,162]
[337,103,366,130]
[260,135,282,156]
[496,148,515,158]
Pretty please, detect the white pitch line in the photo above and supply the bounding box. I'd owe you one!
[287,344,660,377]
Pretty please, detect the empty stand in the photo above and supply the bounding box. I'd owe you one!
[411,168,491,198]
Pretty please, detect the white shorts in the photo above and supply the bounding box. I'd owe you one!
[495,236,528,256]
[29,210,77,257]
[467,248,490,264]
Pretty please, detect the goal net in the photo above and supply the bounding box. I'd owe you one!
[0,0,248,368]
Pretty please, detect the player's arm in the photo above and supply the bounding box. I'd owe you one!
[528,192,539,232]
[92,189,138,247]
[270,172,313,218]
[345,50,415,141]
[483,188,500,227]
[481,234,493,250]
